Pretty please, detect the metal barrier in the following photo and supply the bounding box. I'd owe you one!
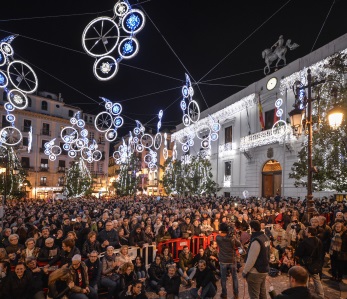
[157,233,218,262]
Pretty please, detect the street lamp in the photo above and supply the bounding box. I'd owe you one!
[289,69,345,219]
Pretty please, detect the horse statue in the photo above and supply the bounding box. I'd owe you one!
[262,35,299,75]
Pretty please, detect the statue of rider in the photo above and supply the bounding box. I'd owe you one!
[272,35,284,52]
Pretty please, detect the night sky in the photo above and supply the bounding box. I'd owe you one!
[0,0,346,139]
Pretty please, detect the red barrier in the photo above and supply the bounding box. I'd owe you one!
[157,233,218,262]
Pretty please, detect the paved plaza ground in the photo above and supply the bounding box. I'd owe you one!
[143,265,344,299]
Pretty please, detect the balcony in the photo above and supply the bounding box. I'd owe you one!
[223,175,231,187]
[240,125,294,152]
[39,167,49,172]
[40,129,51,136]
[219,142,236,158]
[57,167,66,173]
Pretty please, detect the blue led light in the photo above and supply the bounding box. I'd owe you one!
[126,14,140,31]
[0,74,4,85]
[122,41,134,54]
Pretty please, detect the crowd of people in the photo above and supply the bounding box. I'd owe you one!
[0,194,345,299]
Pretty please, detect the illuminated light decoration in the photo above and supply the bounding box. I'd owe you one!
[95,97,124,142]
[0,70,8,87]
[122,9,145,34]
[172,142,177,161]
[118,38,139,59]
[0,126,22,146]
[154,133,162,150]
[201,139,210,149]
[188,100,200,123]
[0,50,6,67]
[6,114,15,122]
[4,103,14,112]
[82,2,145,80]
[93,56,118,81]
[27,126,32,153]
[7,60,38,94]
[114,1,129,16]
[163,132,168,160]
[136,143,144,152]
[140,134,153,148]
[0,42,14,56]
[7,89,28,110]
[271,96,286,139]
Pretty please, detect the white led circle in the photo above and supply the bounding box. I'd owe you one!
[196,125,211,140]
[81,147,92,160]
[140,134,153,148]
[44,149,51,156]
[122,9,146,34]
[133,127,140,135]
[180,100,187,111]
[68,150,77,158]
[0,43,13,56]
[6,114,15,123]
[182,144,189,152]
[51,145,62,155]
[82,17,120,58]
[154,133,162,150]
[163,148,168,160]
[118,37,139,59]
[80,129,88,137]
[70,117,77,125]
[276,108,283,117]
[95,112,113,132]
[93,150,102,161]
[93,56,118,81]
[114,1,129,16]
[111,103,122,116]
[105,101,112,110]
[188,139,194,146]
[0,126,22,146]
[114,116,124,128]
[0,70,8,88]
[183,114,190,126]
[210,132,219,141]
[61,127,79,143]
[77,119,85,128]
[212,123,221,132]
[105,129,118,142]
[49,154,56,161]
[7,89,28,110]
[7,60,38,93]
[188,100,200,123]
[275,98,283,108]
[0,50,7,67]
[201,139,209,149]
[4,103,14,112]
[136,144,144,152]
[272,120,287,139]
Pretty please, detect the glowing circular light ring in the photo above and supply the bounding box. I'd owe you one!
[201,139,210,149]
[136,144,144,152]
[80,129,88,137]
[7,89,28,110]
[44,149,51,155]
[111,103,122,116]
[77,119,85,128]
[152,151,158,157]
[68,150,77,158]
[114,116,124,128]
[271,120,288,139]
[188,100,200,123]
[140,126,145,133]
[122,9,146,34]
[87,157,93,163]
[144,154,152,163]
[182,144,189,152]
[163,148,168,160]
[158,110,163,119]
[95,112,113,132]
[105,129,118,142]
[188,139,194,147]
[196,125,211,140]
[183,114,190,126]
[75,139,86,148]
[133,136,139,143]
[51,145,62,155]
[180,100,187,111]
[6,114,15,123]
[275,98,283,108]
[70,117,77,125]
[113,151,121,160]
[0,126,22,146]
[189,86,194,97]
[118,37,139,59]
[0,43,13,56]
[114,1,129,16]
[93,56,118,81]
[157,121,162,131]
[149,164,158,172]
[212,123,221,132]
[63,144,70,151]
[276,108,283,118]
[82,17,120,58]
[4,103,14,112]
[49,154,56,161]
[133,127,140,135]
[0,50,6,67]
[0,70,8,88]
[140,134,153,148]
[105,101,112,110]
[93,150,102,161]
[61,127,79,143]
[7,60,38,93]
[154,133,162,150]
[81,147,92,160]
[182,86,189,98]
[210,132,219,141]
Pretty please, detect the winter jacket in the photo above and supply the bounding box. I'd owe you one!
[274,286,319,299]
[157,273,181,296]
[178,251,194,270]
[3,270,34,299]
[148,262,165,282]
[98,229,120,249]
[37,244,61,265]
[81,240,101,258]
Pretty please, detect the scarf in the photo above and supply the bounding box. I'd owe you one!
[330,232,342,254]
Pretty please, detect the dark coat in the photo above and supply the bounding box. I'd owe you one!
[274,286,319,299]
[3,270,34,299]
[158,273,181,296]
[148,262,166,282]
[81,240,101,258]
[98,229,120,248]
[84,258,102,287]
[37,244,61,265]
[59,246,80,266]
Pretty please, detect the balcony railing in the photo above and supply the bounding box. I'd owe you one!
[39,167,49,172]
[219,142,235,158]
[40,129,51,136]
[57,167,66,173]
[223,175,231,187]
[240,125,293,152]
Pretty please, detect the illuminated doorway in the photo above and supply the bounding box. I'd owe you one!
[262,160,282,197]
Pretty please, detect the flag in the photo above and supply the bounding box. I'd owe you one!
[258,96,265,130]
[273,106,279,124]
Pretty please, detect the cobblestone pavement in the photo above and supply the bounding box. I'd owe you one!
[145,266,342,299]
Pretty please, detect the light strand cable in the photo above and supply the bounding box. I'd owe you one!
[310,0,335,52]
[118,85,182,102]
[195,83,210,109]
[197,0,292,83]
[0,9,113,22]
[199,68,265,83]
[198,82,247,88]
[139,6,196,82]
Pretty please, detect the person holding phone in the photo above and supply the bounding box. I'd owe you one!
[120,280,147,299]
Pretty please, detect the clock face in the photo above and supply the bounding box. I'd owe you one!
[266,77,277,91]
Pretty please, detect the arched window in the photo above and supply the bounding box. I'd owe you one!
[41,101,48,111]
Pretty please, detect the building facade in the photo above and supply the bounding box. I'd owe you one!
[0,90,109,199]
[172,33,347,199]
